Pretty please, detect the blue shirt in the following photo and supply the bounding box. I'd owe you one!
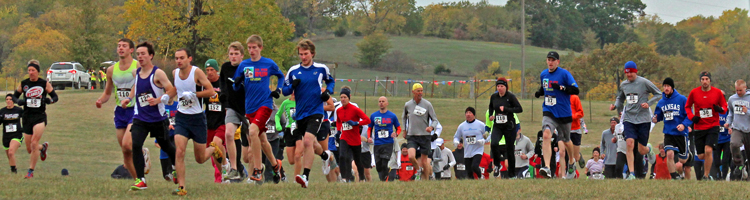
[368,110,400,146]
[282,63,334,120]
[653,90,692,136]
[719,113,730,144]
[540,67,577,118]
[232,57,284,114]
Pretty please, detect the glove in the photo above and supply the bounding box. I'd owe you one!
[431,134,438,141]
[477,139,485,144]
[534,90,543,98]
[713,104,724,114]
[181,91,196,100]
[485,126,491,133]
[443,165,450,171]
[44,98,53,104]
[292,79,301,89]
[270,88,281,99]
[16,98,26,106]
[160,94,170,105]
[692,116,701,124]
[320,89,331,101]
[345,120,359,126]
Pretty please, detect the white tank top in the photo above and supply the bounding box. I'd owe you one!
[174,66,202,114]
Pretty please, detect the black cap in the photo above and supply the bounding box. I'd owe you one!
[401,143,408,150]
[610,117,619,123]
[699,71,711,80]
[663,77,675,89]
[547,51,560,60]
[465,107,476,116]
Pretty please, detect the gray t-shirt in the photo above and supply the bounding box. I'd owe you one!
[600,129,617,165]
[514,134,535,168]
[361,124,372,153]
[727,91,750,132]
[615,76,662,124]
[453,120,486,158]
[403,99,439,136]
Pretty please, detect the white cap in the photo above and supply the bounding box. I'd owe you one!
[435,138,444,146]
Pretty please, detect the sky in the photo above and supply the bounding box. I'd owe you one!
[415,0,750,24]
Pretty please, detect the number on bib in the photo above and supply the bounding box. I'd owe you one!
[208,103,221,112]
[466,136,476,144]
[406,166,414,171]
[515,150,523,156]
[456,164,466,171]
[664,111,674,121]
[169,117,175,125]
[137,93,154,107]
[342,123,352,131]
[616,134,624,141]
[290,122,297,132]
[480,167,485,174]
[27,99,41,108]
[5,124,17,132]
[720,126,726,133]
[378,130,389,138]
[495,114,508,124]
[626,93,639,104]
[544,96,557,106]
[735,105,746,115]
[414,106,427,116]
[116,88,131,99]
[700,108,713,118]
[266,125,275,133]
[179,99,193,108]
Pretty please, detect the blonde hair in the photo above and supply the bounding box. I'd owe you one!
[246,35,263,47]
[736,79,747,88]
[228,41,244,55]
[341,85,352,91]
[296,39,316,57]
[27,59,40,65]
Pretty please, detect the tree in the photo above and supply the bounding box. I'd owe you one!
[576,0,646,47]
[353,0,411,35]
[656,27,696,59]
[567,42,662,93]
[5,21,72,78]
[355,32,391,68]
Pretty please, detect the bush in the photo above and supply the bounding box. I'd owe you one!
[355,32,392,68]
[334,26,347,37]
[381,50,419,73]
[353,31,362,36]
[434,64,451,75]
[482,28,523,44]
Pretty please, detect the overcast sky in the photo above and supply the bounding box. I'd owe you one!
[415,0,750,24]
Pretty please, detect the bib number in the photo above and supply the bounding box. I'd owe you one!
[290,122,297,132]
[414,106,427,116]
[342,123,352,131]
[626,93,639,104]
[664,111,674,121]
[466,136,476,145]
[544,96,557,106]
[495,114,508,124]
[179,99,194,108]
[515,150,523,156]
[169,117,175,126]
[27,99,41,108]
[720,126,726,133]
[616,133,624,141]
[378,130,389,138]
[208,103,222,112]
[5,123,17,132]
[266,125,275,133]
[137,93,154,107]
[735,105,746,115]
[480,167,485,174]
[116,89,131,99]
[700,108,713,118]
[406,166,414,171]
[456,164,465,171]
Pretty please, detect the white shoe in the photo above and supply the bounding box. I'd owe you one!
[295,175,309,188]
[322,150,332,175]
[143,148,151,175]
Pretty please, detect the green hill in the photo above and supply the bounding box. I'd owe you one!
[314,36,563,80]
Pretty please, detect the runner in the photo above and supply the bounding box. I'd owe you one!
[155,101,177,181]
[652,78,691,180]
[360,123,374,182]
[1,94,23,174]
[565,94,584,178]
[95,38,138,180]
[533,51,579,178]
[609,61,661,180]
[218,41,248,181]
[281,39,335,188]
[453,107,486,180]
[402,83,439,180]
[14,59,57,178]
[203,59,229,183]
[712,101,730,179]
[335,87,371,182]
[601,117,618,179]
[232,35,285,183]
[452,141,467,179]
[685,71,728,180]
[121,42,177,190]
[262,104,285,184]
[368,96,401,181]
[397,143,416,181]
[488,77,523,178]
[726,79,750,180]
[170,48,224,195]
[514,130,534,178]
[277,93,298,179]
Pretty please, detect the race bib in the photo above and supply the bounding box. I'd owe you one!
[616,133,624,141]
[514,150,523,156]
[720,126,726,133]
[544,96,557,106]
[456,164,466,171]
[378,130,389,138]
[466,136,476,144]
[179,98,194,109]
[290,122,297,132]
[734,105,746,115]
[137,93,154,107]
[116,88,131,99]
[480,167,485,174]
[664,111,674,121]
[5,123,17,132]
[342,123,352,131]
[700,108,713,118]
[169,117,175,125]
[266,125,275,133]
[495,114,508,124]
[208,103,221,112]
[626,93,639,104]
[414,106,427,116]
[406,166,414,171]
[27,99,41,108]
[289,108,296,118]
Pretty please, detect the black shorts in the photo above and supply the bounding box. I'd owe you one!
[361,152,372,168]
[317,121,331,142]
[407,135,431,155]
[22,113,47,135]
[3,133,23,150]
[291,114,324,143]
[283,128,293,147]
[241,119,249,147]
[571,133,582,146]
[664,134,688,160]
[130,118,169,140]
[692,126,719,155]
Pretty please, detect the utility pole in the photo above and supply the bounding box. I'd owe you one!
[521,0,526,99]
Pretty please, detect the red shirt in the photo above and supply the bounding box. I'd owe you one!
[398,153,415,181]
[335,103,371,146]
[654,154,670,180]
[474,153,493,179]
[686,86,728,130]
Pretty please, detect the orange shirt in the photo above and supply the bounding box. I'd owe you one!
[398,154,416,181]
[654,154,670,180]
[570,95,584,130]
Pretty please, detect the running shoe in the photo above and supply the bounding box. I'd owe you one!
[702,175,714,181]
[626,174,636,180]
[40,142,49,161]
[250,169,262,181]
[164,173,174,182]
[295,175,309,188]
[493,166,501,178]
[210,142,225,165]
[278,159,287,182]
[273,162,283,184]
[172,171,178,184]
[322,150,332,175]
[578,153,585,168]
[414,169,422,181]
[172,187,187,196]
[566,164,576,179]
[647,144,656,160]
[24,171,33,179]
[226,169,240,180]
[539,167,552,179]
[130,178,147,191]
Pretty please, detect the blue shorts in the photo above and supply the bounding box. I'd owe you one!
[114,106,135,129]
[623,122,650,146]
[174,112,207,144]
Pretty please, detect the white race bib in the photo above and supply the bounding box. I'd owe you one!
[495,114,508,124]
[616,133,624,141]
[480,167,485,174]
[179,98,194,109]
[406,166,414,171]
[544,96,557,106]
[342,123,352,131]
[208,103,221,112]
[116,88,131,99]
[466,136,476,144]
[626,93,639,104]
[169,117,175,125]
[700,108,713,118]
[378,130,389,138]
[27,99,41,108]
[734,105,746,115]
[137,93,154,107]
[5,123,17,132]
[514,150,523,156]
[266,125,275,133]
[290,122,297,132]
[413,106,427,116]
[456,164,466,171]
[720,126,726,133]
[664,111,674,121]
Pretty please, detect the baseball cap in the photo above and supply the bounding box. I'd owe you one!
[547,51,560,60]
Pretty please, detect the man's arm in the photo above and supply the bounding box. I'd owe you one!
[281,70,294,96]
[96,66,115,105]
[194,69,215,98]
[726,99,735,127]
[646,81,662,106]
[614,86,625,113]
[427,103,439,128]
[685,92,695,120]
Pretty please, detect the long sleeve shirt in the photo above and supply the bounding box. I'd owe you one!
[403,99,439,136]
[514,134,535,168]
[615,76,662,124]
[686,86,728,131]
[726,91,750,132]
[335,102,371,146]
[232,57,284,115]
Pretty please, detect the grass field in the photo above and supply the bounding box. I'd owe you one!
[314,36,559,80]
[2,90,750,199]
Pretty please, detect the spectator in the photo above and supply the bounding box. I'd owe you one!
[397,143,416,182]
[452,142,467,180]
[585,147,604,180]
[514,131,534,179]
[601,117,619,179]
[653,143,670,180]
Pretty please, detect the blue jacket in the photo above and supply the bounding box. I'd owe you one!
[654,89,692,136]
[232,57,284,114]
[719,113,729,144]
[282,62,334,120]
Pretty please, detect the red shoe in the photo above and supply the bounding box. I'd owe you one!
[24,172,33,179]
[40,142,49,161]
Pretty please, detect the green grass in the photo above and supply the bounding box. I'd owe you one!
[2,90,749,199]
[314,36,560,80]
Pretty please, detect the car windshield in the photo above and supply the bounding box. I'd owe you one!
[51,64,73,70]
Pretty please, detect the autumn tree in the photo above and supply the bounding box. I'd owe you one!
[355,32,391,68]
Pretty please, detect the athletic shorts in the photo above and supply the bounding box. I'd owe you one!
[131,118,169,140]
[542,116,572,142]
[22,113,47,135]
[407,135,431,155]
[283,128,296,147]
[361,152,372,169]
[2,134,23,150]
[291,114,324,143]
[240,120,249,147]
[664,134,688,160]
[571,132,582,146]
[623,122,650,146]
[113,106,135,129]
[207,125,226,147]
[317,121,331,142]
[225,108,243,125]
[693,126,719,155]
[175,112,208,144]
[245,106,272,134]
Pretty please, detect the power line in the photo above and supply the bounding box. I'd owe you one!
[670,0,733,9]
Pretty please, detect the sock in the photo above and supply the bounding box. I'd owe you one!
[303,168,311,179]
[320,152,329,161]
[11,166,17,173]
[28,169,34,173]
[179,186,184,190]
